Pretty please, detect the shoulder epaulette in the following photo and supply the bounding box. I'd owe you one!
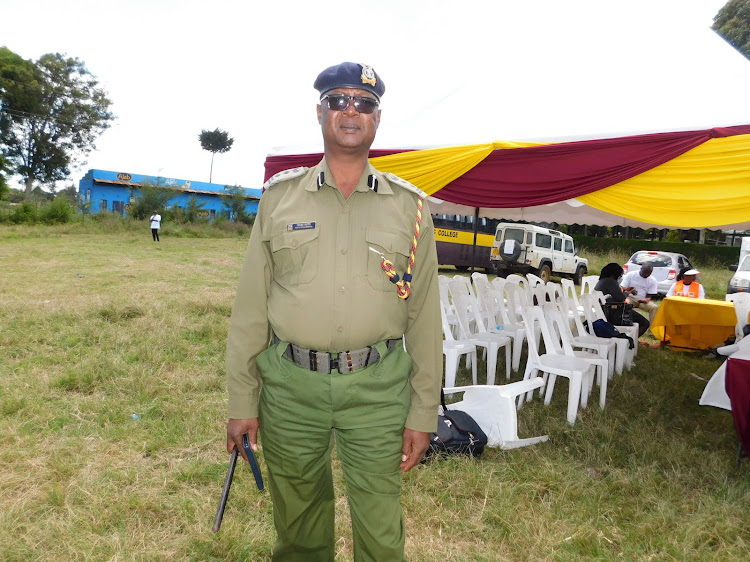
[262,167,309,190]
[383,172,427,198]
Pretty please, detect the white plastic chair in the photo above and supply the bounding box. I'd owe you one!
[728,293,750,342]
[717,293,750,355]
[560,278,585,319]
[441,301,478,387]
[488,288,527,372]
[519,306,596,425]
[580,275,599,296]
[545,282,564,304]
[580,293,634,374]
[452,293,512,384]
[442,385,549,449]
[591,291,639,361]
[559,294,616,379]
[490,276,507,295]
[471,272,499,328]
[526,272,545,289]
[452,274,476,298]
[503,281,530,324]
[438,275,458,336]
[505,274,531,306]
[532,283,551,306]
[449,275,491,330]
[543,304,609,410]
[504,282,541,351]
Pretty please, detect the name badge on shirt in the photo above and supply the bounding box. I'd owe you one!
[287,221,316,231]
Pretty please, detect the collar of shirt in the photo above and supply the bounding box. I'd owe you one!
[305,157,393,195]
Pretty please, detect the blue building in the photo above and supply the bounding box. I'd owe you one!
[77,169,261,219]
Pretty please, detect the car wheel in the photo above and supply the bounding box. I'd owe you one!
[500,240,522,262]
[573,265,587,285]
[538,264,552,283]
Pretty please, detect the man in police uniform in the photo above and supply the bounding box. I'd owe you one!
[225,62,442,561]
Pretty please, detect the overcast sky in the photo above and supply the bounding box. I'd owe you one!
[2,0,745,191]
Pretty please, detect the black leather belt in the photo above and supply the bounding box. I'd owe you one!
[275,337,401,374]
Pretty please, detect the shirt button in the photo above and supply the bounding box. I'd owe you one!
[340,248,347,255]
[339,286,346,293]
[337,326,344,333]
[292,240,298,248]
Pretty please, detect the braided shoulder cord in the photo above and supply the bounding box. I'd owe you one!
[370,196,424,300]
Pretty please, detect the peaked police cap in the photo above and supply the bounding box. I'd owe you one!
[314,62,385,101]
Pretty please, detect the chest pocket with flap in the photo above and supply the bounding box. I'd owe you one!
[270,227,320,286]
[366,228,413,292]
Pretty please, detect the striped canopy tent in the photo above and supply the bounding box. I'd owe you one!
[263,124,750,230]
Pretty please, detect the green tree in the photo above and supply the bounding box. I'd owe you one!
[221,184,252,224]
[713,0,750,59]
[128,178,174,220]
[0,47,114,200]
[198,128,234,183]
[56,184,78,204]
[0,153,10,200]
[184,195,207,223]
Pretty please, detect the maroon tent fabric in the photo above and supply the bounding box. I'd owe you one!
[726,356,750,458]
[263,125,750,207]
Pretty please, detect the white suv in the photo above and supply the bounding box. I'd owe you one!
[490,223,588,284]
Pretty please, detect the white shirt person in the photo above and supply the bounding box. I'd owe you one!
[150,212,161,242]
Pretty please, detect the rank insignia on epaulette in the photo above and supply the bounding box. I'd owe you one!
[262,166,309,190]
[384,172,427,198]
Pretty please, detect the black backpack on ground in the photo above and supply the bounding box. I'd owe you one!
[427,390,488,458]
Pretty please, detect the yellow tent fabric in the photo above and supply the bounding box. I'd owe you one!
[366,134,750,228]
[369,141,541,196]
[578,133,750,227]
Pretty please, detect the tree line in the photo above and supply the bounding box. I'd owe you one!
[0,46,114,200]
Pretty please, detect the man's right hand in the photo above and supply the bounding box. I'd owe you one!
[226,418,259,463]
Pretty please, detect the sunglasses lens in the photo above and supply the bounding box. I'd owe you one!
[327,95,349,111]
[325,94,378,114]
[353,97,377,114]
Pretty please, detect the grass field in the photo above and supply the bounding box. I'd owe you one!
[1,222,749,561]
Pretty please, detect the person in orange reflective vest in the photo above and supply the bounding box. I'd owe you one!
[666,268,705,298]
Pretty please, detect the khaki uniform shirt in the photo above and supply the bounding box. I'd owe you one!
[226,158,442,432]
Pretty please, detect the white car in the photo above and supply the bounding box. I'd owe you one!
[622,251,694,296]
[490,223,588,283]
[727,237,750,295]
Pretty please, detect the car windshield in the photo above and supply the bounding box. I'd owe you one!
[631,252,672,268]
[739,256,750,272]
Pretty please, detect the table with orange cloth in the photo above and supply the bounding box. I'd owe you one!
[650,296,736,350]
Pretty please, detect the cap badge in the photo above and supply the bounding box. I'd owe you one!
[360,64,377,87]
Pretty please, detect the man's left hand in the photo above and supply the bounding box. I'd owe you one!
[400,428,430,473]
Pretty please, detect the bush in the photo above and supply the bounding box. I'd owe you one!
[11,202,38,224]
[573,235,740,267]
[41,198,73,224]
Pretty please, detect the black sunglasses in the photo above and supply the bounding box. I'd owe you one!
[321,94,379,114]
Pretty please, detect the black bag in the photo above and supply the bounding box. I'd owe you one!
[591,319,635,349]
[427,390,488,458]
[603,301,633,326]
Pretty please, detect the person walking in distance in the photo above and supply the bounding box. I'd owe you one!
[150,210,161,242]
[224,62,442,561]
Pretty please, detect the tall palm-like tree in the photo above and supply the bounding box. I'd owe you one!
[198,128,234,183]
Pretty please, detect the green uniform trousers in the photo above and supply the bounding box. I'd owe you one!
[257,340,412,562]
